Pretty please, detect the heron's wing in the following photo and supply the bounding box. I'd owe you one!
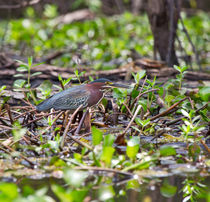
[52,87,90,110]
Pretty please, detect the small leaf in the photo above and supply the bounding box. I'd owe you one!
[173,65,181,72]
[28,56,33,67]
[64,169,88,188]
[17,66,28,72]
[101,146,115,166]
[31,72,42,77]
[199,87,210,101]
[181,109,190,118]
[126,136,140,161]
[103,134,115,147]
[13,74,24,77]
[92,126,103,146]
[13,79,26,88]
[160,145,176,156]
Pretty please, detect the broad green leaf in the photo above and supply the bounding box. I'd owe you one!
[160,183,177,197]
[99,186,115,201]
[199,87,210,101]
[101,146,115,166]
[92,126,103,146]
[0,183,18,201]
[160,146,176,156]
[103,134,115,147]
[126,136,140,160]
[63,169,88,188]
[173,65,181,72]
[13,79,26,88]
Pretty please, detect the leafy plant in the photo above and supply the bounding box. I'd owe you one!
[14,56,43,104]
[173,65,188,90]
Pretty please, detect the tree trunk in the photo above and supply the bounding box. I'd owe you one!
[146,0,180,66]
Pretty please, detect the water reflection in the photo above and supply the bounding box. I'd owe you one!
[16,174,210,202]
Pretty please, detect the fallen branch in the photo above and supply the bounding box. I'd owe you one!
[150,97,188,121]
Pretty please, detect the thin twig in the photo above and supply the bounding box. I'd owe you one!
[0,142,35,167]
[23,110,61,127]
[39,111,64,136]
[74,166,133,177]
[166,103,208,126]
[5,104,14,124]
[121,104,142,136]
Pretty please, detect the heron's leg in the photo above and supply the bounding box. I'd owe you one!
[75,108,91,134]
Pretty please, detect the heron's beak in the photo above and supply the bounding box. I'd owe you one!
[109,82,131,89]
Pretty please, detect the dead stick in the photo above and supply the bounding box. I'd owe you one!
[5,104,14,124]
[194,133,210,154]
[74,166,133,176]
[23,110,61,127]
[150,97,188,121]
[122,103,133,117]
[121,104,142,136]
[166,103,208,126]
[0,142,34,167]
[68,135,93,150]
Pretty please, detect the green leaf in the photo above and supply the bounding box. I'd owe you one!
[13,79,26,88]
[173,65,181,72]
[99,186,115,201]
[181,66,188,72]
[160,183,177,197]
[92,126,103,146]
[103,134,115,147]
[28,56,33,67]
[31,72,42,77]
[13,73,24,77]
[0,183,18,201]
[17,66,28,72]
[181,109,190,118]
[63,169,88,188]
[199,87,210,101]
[101,146,115,166]
[165,95,175,104]
[126,136,140,160]
[160,146,176,156]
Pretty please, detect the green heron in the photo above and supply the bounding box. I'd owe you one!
[36,78,129,112]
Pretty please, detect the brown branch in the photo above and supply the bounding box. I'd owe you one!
[0,0,41,9]
[0,142,35,167]
[74,166,133,176]
[166,103,208,126]
[150,97,188,121]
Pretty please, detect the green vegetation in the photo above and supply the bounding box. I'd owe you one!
[0,4,209,201]
[0,6,209,69]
